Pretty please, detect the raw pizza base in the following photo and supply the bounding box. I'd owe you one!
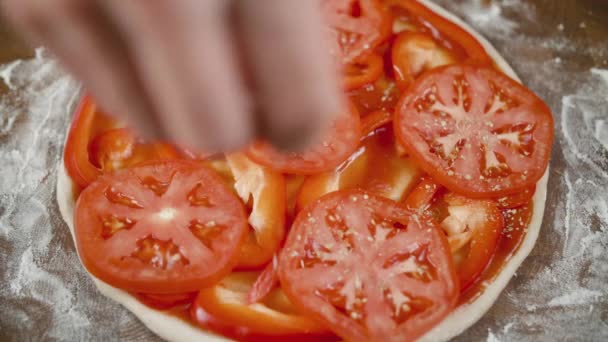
[56,1,549,340]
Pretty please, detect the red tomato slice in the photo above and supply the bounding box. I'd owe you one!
[391,31,456,89]
[279,190,458,341]
[226,153,286,269]
[495,185,536,209]
[405,178,504,291]
[64,96,181,188]
[137,292,197,310]
[394,64,554,198]
[247,105,362,175]
[387,0,492,65]
[323,0,391,64]
[74,160,248,293]
[192,272,331,339]
[297,116,420,211]
[344,53,384,91]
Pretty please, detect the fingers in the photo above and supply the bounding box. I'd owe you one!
[233,0,345,150]
[1,0,163,138]
[3,0,345,152]
[102,0,254,151]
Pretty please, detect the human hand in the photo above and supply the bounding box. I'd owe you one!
[2,0,343,151]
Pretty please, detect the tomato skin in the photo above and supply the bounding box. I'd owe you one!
[386,0,492,66]
[75,160,249,293]
[280,190,459,341]
[394,64,554,198]
[344,53,384,91]
[246,104,361,175]
[64,96,102,188]
[191,272,331,339]
[226,154,286,269]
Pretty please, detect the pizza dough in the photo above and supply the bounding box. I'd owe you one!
[56,1,549,340]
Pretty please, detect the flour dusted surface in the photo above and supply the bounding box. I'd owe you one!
[0,50,163,341]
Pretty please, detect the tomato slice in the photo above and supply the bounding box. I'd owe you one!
[279,190,458,341]
[405,178,503,291]
[344,53,384,91]
[192,272,331,339]
[297,114,420,211]
[247,105,362,175]
[387,0,492,65]
[226,153,286,269]
[323,0,391,64]
[136,292,197,310]
[391,31,456,89]
[74,160,248,293]
[495,185,536,209]
[64,96,181,188]
[394,64,554,198]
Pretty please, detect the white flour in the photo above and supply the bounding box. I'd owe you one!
[1,1,607,341]
[0,50,149,341]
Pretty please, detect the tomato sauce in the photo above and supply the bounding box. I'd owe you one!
[343,124,419,200]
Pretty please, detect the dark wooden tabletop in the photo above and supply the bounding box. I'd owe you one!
[1,1,607,341]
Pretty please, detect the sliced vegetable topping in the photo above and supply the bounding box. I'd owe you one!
[192,272,330,338]
[64,96,181,188]
[279,190,458,341]
[405,178,503,291]
[226,153,286,269]
[74,160,248,293]
[395,64,553,197]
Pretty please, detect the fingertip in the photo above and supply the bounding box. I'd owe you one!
[160,105,255,155]
[258,92,346,152]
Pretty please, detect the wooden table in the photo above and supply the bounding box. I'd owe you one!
[1,1,607,340]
